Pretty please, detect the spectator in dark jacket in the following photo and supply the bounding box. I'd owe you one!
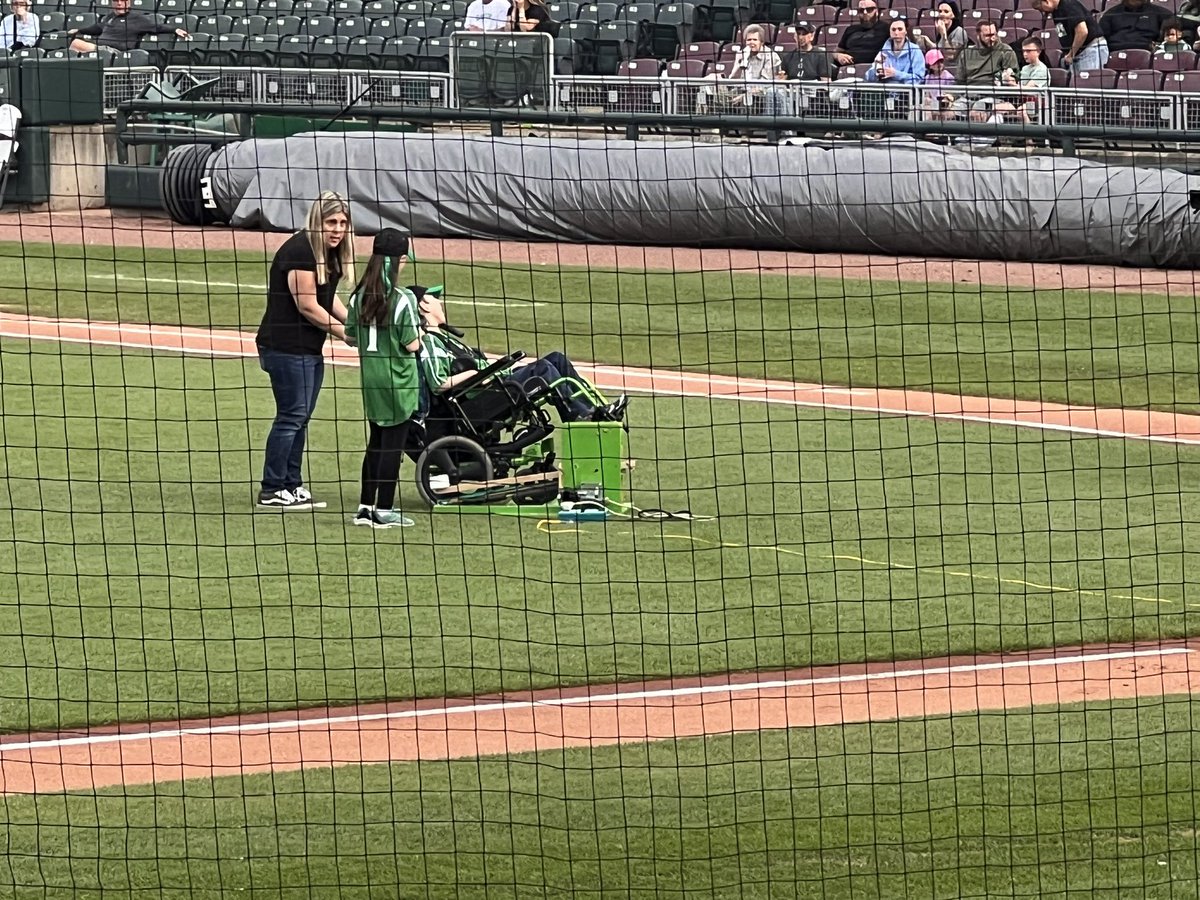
[1100,0,1172,51]
[832,0,890,65]
[69,0,186,52]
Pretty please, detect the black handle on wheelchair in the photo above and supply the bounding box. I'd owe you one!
[444,351,525,398]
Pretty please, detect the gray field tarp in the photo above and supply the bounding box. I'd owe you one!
[202,131,1200,268]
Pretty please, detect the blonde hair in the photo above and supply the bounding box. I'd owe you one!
[303,190,355,287]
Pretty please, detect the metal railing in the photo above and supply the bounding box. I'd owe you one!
[104,65,1200,136]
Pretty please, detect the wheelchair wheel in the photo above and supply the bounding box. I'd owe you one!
[415,435,494,507]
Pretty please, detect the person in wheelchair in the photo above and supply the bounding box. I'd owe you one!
[417,293,630,424]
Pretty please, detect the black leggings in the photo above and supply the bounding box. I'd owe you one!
[360,420,411,510]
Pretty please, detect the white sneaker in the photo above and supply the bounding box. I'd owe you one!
[291,486,327,509]
[372,509,415,528]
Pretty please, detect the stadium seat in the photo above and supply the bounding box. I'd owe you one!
[795,5,838,26]
[551,33,576,72]
[618,55,660,74]
[301,13,337,33]
[678,39,720,60]
[266,13,302,31]
[44,47,74,59]
[111,47,152,65]
[166,31,209,64]
[1072,67,1117,88]
[334,14,370,34]
[197,12,236,30]
[816,23,843,49]
[333,0,364,13]
[342,33,381,63]
[692,0,747,42]
[276,31,313,63]
[1047,66,1068,86]
[412,33,450,70]
[1108,48,1152,70]
[294,0,331,11]
[243,12,277,30]
[397,0,433,15]
[578,1,622,24]
[648,2,693,57]
[1163,69,1200,90]
[1003,9,1044,30]
[619,1,655,21]
[430,0,467,16]
[404,16,443,38]
[158,0,189,14]
[888,1,926,22]
[59,0,92,10]
[307,33,348,64]
[259,0,295,13]
[548,0,580,20]
[39,32,72,51]
[370,14,406,34]
[242,31,282,62]
[65,11,98,30]
[964,7,1005,24]
[130,0,154,9]
[10,47,44,59]
[38,11,67,31]
[837,61,868,78]
[363,0,399,14]
[205,31,247,64]
[1151,50,1197,72]
[190,0,229,13]
[224,0,260,12]
[592,18,640,72]
[665,56,706,76]
[165,12,201,30]
[380,32,420,67]
[1114,68,1162,90]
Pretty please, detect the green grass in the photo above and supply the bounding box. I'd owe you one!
[3,241,1199,411]
[2,342,1198,732]
[4,697,1200,899]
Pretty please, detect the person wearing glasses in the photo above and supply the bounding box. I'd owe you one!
[832,0,889,66]
[0,0,39,50]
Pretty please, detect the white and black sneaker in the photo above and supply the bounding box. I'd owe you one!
[257,489,311,510]
[291,486,327,510]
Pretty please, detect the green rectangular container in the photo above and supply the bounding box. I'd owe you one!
[19,57,104,126]
[556,421,627,504]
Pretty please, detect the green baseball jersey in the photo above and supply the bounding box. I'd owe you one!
[419,328,490,392]
[347,285,421,427]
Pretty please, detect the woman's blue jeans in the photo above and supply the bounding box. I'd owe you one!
[259,349,324,492]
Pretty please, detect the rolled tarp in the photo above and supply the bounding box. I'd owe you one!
[171,132,1200,268]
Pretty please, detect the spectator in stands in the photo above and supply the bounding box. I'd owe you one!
[779,20,833,81]
[953,96,1017,146]
[1156,17,1190,53]
[1100,0,1172,52]
[698,24,784,113]
[865,18,925,84]
[914,1,969,64]
[770,21,834,138]
[0,0,39,51]
[956,20,1019,85]
[69,0,186,52]
[1031,0,1108,73]
[921,48,957,118]
[1004,35,1049,126]
[508,0,555,34]
[465,0,511,31]
[832,0,889,66]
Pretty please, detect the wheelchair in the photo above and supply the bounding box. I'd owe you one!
[409,348,615,509]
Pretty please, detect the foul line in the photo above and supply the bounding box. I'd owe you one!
[0,647,1188,755]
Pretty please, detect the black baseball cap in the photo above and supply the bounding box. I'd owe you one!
[795,20,815,32]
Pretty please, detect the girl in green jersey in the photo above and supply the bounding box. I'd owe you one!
[345,229,422,529]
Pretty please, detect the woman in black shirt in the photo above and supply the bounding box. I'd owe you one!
[509,0,554,34]
[255,190,356,510]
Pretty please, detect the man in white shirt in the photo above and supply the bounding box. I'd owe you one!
[465,0,511,31]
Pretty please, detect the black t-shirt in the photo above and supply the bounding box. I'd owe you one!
[1052,0,1103,51]
[256,231,343,356]
[781,48,833,80]
[521,3,556,33]
[838,20,890,64]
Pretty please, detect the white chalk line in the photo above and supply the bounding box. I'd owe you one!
[3,317,1200,447]
[0,647,1189,755]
